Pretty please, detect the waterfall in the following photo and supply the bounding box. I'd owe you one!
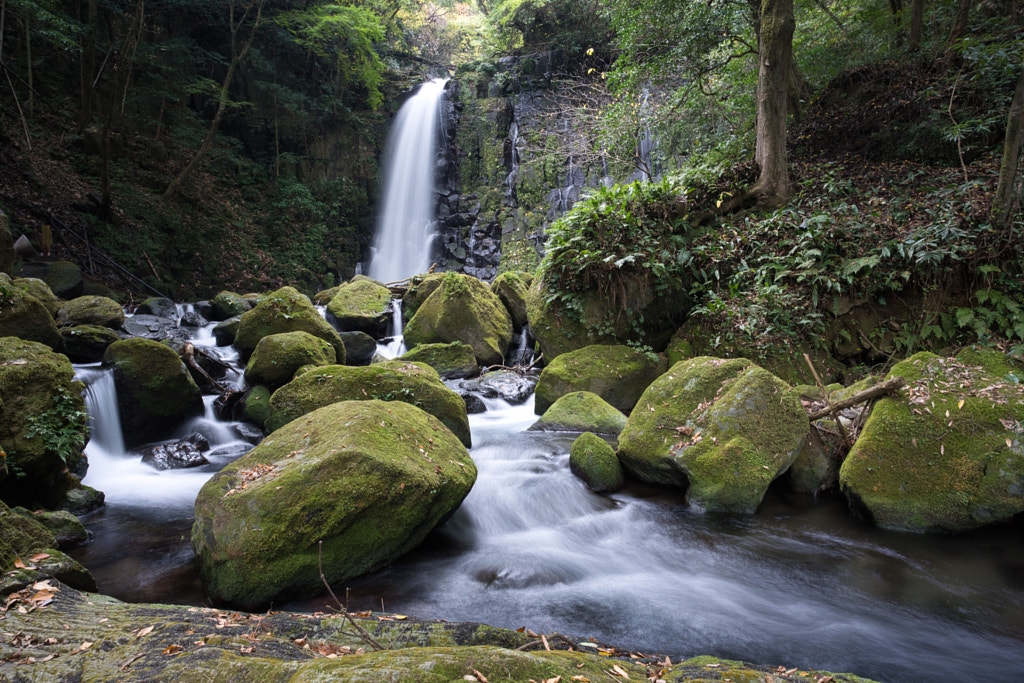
[79,367,126,456]
[377,299,407,359]
[368,78,449,284]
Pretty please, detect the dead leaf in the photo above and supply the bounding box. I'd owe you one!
[610,663,631,678]
[471,669,489,682]
[29,553,50,562]
[70,641,93,655]
[162,644,183,656]
[136,625,155,638]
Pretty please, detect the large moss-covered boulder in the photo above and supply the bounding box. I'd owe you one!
[840,350,1024,533]
[490,271,531,330]
[210,290,252,321]
[618,357,809,513]
[192,400,477,610]
[534,345,668,415]
[56,295,125,329]
[0,279,62,350]
[29,261,82,299]
[243,331,336,388]
[234,286,345,363]
[266,361,471,447]
[403,273,512,367]
[102,338,204,447]
[570,432,625,492]
[401,342,478,379]
[60,324,123,363]
[0,500,96,593]
[12,277,60,316]
[325,280,393,337]
[525,281,617,361]
[0,338,87,508]
[529,391,627,435]
[401,272,446,322]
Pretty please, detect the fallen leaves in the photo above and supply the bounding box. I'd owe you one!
[224,463,278,497]
[2,581,59,613]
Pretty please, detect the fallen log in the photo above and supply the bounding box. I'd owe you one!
[807,376,906,421]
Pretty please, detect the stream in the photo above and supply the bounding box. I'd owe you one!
[69,320,1024,683]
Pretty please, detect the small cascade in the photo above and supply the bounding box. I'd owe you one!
[78,367,125,456]
[503,120,520,204]
[506,326,533,367]
[376,299,407,359]
[369,78,450,283]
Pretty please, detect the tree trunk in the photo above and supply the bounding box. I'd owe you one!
[80,0,98,131]
[162,0,263,201]
[750,0,795,208]
[909,0,924,51]
[992,65,1024,231]
[945,0,971,56]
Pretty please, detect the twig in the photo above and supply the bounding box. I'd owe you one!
[806,377,906,421]
[803,353,852,449]
[317,541,385,651]
[481,352,544,376]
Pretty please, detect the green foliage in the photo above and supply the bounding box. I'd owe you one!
[539,178,695,317]
[24,388,88,468]
[486,0,607,56]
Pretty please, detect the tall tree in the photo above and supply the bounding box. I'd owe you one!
[908,0,924,51]
[163,0,264,200]
[749,0,794,208]
[992,64,1024,231]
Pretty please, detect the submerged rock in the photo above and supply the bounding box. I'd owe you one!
[454,369,537,404]
[841,350,1024,533]
[192,400,477,610]
[140,434,211,471]
[266,361,471,447]
[617,357,808,513]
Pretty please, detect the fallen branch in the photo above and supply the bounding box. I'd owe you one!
[317,541,385,651]
[181,343,229,394]
[807,377,906,421]
[804,353,851,449]
[481,353,544,376]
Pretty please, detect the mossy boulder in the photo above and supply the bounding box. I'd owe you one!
[266,361,471,447]
[213,316,240,346]
[788,422,845,494]
[0,501,96,593]
[37,261,83,299]
[325,280,393,337]
[313,284,342,305]
[102,338,204,447]
[534,345,668,415]
[210,291,252,321]
[0,280,62,350]
[238,385,272,427]
[14,507,88,547]
[617,357,809,513]
[529,391,627,435]
[135,296,177,318]
[570,432,625,492]
[0,338,87,508]
[192,400,477,610]
[490,271,531,330]
[840,350,1024,533]
[59,324,123,363]
[56,295,125,329]
[234,286,345,363]
[339,330,377,365]
[243,331,336,388]
[401,272,446,322]
[401,342,479,379]
[665,320,844,387]
[12,278,60,316]
[525,281,618,360]
[403,273,512,367]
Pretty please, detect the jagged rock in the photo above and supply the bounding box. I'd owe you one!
[56,295,125,329]
[192,400,477,609]
[570,432,625,492]
[401,342,479,379]
[840,350,1024,533]
[530,391,627,435]
[244,331,337,388]
[140,434,211,471]
[234,286,345,363]
[266,361,471,447]
[102,338,204,448]
[534,345,668,415]
[0,280,62,350]
[0,338,86,508]
[617,357,808,514]
[325,280,393,337]
[210,291,252,321]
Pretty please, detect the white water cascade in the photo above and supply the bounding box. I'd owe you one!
[368,78,449,283]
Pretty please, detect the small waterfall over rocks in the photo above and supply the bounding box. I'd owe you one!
[369,78,450,283]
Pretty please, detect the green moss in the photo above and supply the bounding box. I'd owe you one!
[534,344,668,415]
[569,432,625,492]
[55,295,125,329]
[210,290,252,320]
[618,357,808,513]
[401,272,446,322]
[325,280,393,336]
[840,351,1024,533]
[529,391,628,435]
[244,331,336,388]
[235,286,346,363]
[490,271,531,330]
[60,324,122,363]
[400,342,479,379]
[11,277,59,316]
[0,283,62,350]
[266,361,471,446]
[403,273,512,367]
[192,400,476,609]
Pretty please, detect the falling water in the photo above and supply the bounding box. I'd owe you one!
[368,78,449,284]
[376,299,407,359]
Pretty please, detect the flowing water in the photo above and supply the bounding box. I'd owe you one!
[368,78,449,283]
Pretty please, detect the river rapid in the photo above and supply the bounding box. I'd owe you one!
[68,313,1024,683]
